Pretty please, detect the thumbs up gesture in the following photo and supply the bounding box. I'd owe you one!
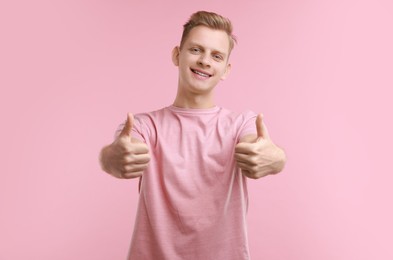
[234,114,286,179]
[99,113,151,179]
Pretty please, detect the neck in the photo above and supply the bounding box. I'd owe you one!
[173,87,215,109]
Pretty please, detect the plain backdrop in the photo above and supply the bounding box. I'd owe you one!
[1,0,392,259]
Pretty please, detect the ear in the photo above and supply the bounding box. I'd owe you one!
[220,63,232,80]
[172,46,180,67]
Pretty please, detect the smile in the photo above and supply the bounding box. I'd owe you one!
[191,68,212,78]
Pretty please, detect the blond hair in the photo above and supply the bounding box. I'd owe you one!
[180,11,237,52]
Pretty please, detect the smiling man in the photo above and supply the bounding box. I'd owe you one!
[173,25,231,108]
[99,11,286,260]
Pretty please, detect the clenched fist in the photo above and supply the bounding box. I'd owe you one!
[99,113,151,179]
[235,114,286,179]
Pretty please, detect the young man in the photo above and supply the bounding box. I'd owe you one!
[100,11,286,260]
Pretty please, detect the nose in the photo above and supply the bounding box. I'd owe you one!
[197,54,211,67]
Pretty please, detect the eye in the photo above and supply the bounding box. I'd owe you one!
[190,47,200,54]
[213,54,224,61]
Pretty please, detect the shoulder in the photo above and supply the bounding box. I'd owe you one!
[133,107,167,123]
[218,107,258,142]
[133,106,174,132]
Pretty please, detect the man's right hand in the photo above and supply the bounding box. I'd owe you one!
[99,113,151,179]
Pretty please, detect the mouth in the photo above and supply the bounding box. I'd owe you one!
[190,68,212,78]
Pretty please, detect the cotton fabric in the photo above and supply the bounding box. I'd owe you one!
[120,105,257,260]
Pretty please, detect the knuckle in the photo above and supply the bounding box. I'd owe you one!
[120,165,128,174]
[124,146,133,154]
[116,138,129,147]
[248,158,256,165]
[120,156,130,165]
[128,154,136,161]
[250,166,258,173]
[128,146,136,153]
[124,172,142,179]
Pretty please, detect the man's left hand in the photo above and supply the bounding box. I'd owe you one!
[235,114,286,179]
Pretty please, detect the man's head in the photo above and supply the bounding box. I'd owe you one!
[172,11,235,107]
[180,11,237,54]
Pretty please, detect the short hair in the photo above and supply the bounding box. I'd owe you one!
[180,11,237,52]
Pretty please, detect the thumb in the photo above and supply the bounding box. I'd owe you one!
[119,112,134,138]
[256,113,268,141]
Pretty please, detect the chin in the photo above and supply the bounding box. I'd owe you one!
[190,83,216,93]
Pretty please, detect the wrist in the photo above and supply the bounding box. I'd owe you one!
[99,145,112,174]
[272,148,286,174]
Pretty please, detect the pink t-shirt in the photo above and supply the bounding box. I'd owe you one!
[124,105,257,260]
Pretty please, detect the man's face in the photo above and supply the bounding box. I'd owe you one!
[172,26,231,95]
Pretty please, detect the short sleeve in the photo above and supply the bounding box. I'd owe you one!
[131,115,147,142]
[238,110,258,141]
[237,111,271,141]
[114,114,147,143]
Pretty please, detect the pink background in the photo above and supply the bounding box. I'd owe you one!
[1,0,392,259]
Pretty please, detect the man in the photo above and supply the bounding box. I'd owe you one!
[99,11,286,260]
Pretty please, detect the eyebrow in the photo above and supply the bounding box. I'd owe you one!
[187,42,228,57]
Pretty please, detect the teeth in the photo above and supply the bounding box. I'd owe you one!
[192,69,209,77]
